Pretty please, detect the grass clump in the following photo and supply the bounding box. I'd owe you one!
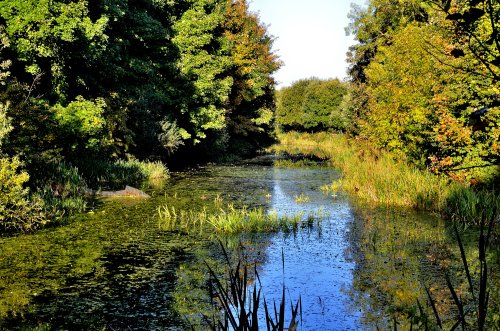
[76,158,168,190]
[320,179,342,193]
[157,203,317,235]
[274,158,322,168]
[294,193,310,203]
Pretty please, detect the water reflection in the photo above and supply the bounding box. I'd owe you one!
[254,167,362,330]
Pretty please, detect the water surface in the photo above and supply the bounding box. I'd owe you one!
[0,157,468,330]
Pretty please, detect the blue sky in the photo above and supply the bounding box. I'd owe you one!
[247,0,365,88]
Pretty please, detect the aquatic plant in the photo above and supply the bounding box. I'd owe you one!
[214,194,224,208]
[157,203,312,235]
[274,158,322,168]
[205,243,301,331]
[418,210,498,330]
[320,179,342,193]
[293,193,310,203]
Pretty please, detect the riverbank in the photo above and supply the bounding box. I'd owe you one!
[275,132,499,225]
[0,158,169,234]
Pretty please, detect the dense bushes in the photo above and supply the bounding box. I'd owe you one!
[346,0,500,184]
[0,0,279,232]
[276,78,348,132]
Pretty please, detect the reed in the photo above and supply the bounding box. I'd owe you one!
[421,211,497,329]
[157,203,315,235]
[205,242,301,331]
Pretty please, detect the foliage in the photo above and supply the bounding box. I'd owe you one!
[276,78,348,132]
[53,96,109,158]
[301,79,348,131]
[0,0,279,231]
[275,79,313,131]
[223,0,280,155]
[172,0,232,144]
[346,0,500,184]
[0,156,46,232]
[158,120,184,155]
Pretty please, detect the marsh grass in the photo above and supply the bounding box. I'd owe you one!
[293,193,310,203]
[76,158,168,190]
[274,158,323,168]
[205,242,301,331]
[157,203,320,235]
[276,132,499,225]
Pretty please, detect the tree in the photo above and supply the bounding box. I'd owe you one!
[301,79,347,131]
[276,78,316,131]
[223,0,281,154]
[275,78,348,132]
[172,0,232,146]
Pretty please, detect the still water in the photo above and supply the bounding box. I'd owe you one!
[0,157,457,330]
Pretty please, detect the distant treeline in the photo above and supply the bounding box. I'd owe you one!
[0,0,279,231]
[275,78,349,133]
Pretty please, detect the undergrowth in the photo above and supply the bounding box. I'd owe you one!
[1,158,169,233]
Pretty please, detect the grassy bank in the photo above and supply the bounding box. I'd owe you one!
[1,159,169,233]
[275,132,499,225]
[275,132,499,328]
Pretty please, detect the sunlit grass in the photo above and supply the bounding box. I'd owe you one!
[157,203,323,235]
[275,132,499,224]
[294,193,310,203]
[320,179,342,193]
[274,158,323,168]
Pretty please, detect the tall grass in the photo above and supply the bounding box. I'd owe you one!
[276,132,499,224]
[157,203,319,235]
[76,158,168,189]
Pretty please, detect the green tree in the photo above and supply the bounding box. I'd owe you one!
[301,79,347,131]
[172,0,232,146]
[223,0,281,155]
[276,78,316,131]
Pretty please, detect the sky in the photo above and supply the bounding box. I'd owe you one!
[247,0,365,88]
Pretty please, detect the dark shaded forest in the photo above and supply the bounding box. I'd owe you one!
[0,0,280,231]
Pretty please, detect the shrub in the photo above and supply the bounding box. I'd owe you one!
[0,157,46,232]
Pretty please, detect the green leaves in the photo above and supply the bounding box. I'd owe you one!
[53,96,108,154]
[347,0,500,182]
[276,78,348,132]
